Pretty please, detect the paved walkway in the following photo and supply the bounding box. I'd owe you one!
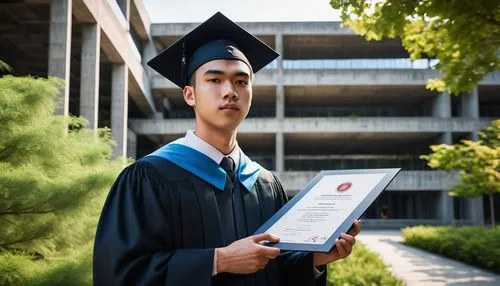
[357,230,500,286]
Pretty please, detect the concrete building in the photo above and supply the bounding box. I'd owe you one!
[1,1,499,227]
[0,0,153,158]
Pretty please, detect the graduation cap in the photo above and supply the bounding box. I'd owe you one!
[147,12,279,88]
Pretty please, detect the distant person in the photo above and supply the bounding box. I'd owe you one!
[380,205,389,219]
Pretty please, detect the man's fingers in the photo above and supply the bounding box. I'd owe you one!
[251,233,280,243]
[335,239,347,258]
[348,220,361,236]
[258,245,281,259]
[340,233,356,246]
[339,238,352,255]
[258,258,270,269]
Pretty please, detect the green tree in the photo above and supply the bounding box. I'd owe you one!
[420,120,500,226]
[330,0,500,95]
[0,74,127,285]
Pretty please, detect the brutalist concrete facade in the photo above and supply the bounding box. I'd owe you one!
[1,1,499,227]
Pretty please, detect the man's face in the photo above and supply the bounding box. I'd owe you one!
[184,59,253,132]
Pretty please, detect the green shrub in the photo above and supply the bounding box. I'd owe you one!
[23,245,93,286]
[5,242,401,286]
[0,245,93,286]
[327,242,403,286]
[0,252,34,286]
[0,71,126,284]
[402,226,500,273]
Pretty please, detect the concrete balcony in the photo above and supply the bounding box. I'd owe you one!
[128,117,491,135]
[279,171,458,194]
[130,0,151,40]
[74,0,154,116]
[152,69,439,89]
[129,118,272,134]
[151,21,352,37]
[151,23,407,60]
[279,69,439,86]
[279,69,500,86]
[152,72,175,89]
[281,117,491,133]
[152,69,500,90]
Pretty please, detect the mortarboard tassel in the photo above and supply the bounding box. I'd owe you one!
[181,41,187,87]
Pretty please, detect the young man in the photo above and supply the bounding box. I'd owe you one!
[93,12,360,286]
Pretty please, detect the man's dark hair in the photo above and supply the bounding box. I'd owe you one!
[188,73,196,88]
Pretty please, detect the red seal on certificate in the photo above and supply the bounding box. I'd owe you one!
[337,182,352,192]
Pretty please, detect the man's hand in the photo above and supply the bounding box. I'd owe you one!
[216,233,280,274]
[313,220,361,267]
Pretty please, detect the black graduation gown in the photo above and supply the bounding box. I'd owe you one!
[93,155,327,286]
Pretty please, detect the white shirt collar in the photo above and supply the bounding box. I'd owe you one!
[173,130,240,169]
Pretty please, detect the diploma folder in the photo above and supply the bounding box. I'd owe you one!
[255,168,401,253]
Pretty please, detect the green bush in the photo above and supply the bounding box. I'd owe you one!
[0,74,126,284]
[327,242,403,286]
[4,242,402,286]
[0,245,93,286]
[402,226,500,273]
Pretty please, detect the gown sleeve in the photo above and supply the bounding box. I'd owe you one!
[93,161,214,286]
[270,174,327,286]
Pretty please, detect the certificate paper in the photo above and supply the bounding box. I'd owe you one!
[255,169,400,252]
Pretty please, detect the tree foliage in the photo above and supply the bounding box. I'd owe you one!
[0,74,127,285]
[420,120,500,226]
[330,0,500,95]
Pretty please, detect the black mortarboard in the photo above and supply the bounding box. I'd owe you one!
[147,12,279,88]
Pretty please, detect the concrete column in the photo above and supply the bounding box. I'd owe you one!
[80,24,100,131]
[439,132,452,146]
[111,64,129,158]
[432,91,451,118]
[142,40,157,72]
[434,93,454,223]
[48,0,72,116]
[136,39,157,116]
[466,197,484,225]
[438,133,454,224]
[152,112,162,119]
[415,193,423,219]
[462,88,480,140]
[275,82,284,172]
[275,81,285,172]
[141,40,163,116]
[117,0,131,30]
[439,190,454,224]
[433,91,452,154]
[276,84,284,119]
[461,88,479,118]
[462,88,484,225]
[275,34,285,172]
[127,129,137,159]
[276,133,284,172]
[275,33,284,120]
